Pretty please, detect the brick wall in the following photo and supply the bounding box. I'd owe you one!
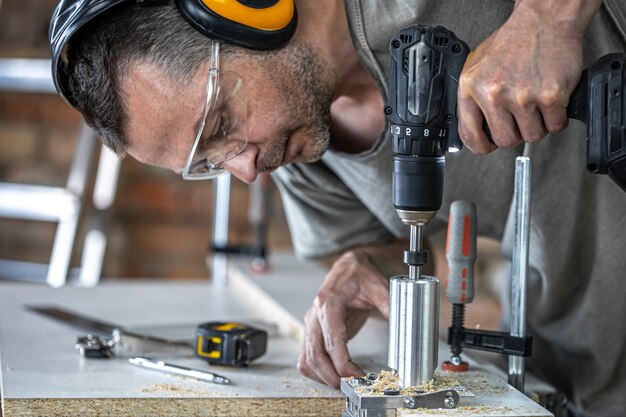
[0,0,292,280]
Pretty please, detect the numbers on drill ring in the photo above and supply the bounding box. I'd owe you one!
[390,125,447,139]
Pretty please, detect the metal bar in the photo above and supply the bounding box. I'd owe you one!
[0,183,78,221]
[248,174,271,272]
[508,156,532,391]
[0,59,55,93]
[47,122,97,287]
[78,226,107,287]
[92,145,121,210]
[393,275,439,388]
[211,174,231,286]
[66,123,97,195]
[76,144,122,286]
[388,277,401,371]
[408,224,422,279]
[48,215,79,288]
[0,260,49,282]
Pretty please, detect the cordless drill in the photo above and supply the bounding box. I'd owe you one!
[384,25,625,388]
[385,25,626,230]
[385,25,471,388]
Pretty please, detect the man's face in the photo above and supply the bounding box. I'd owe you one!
[123,43,335,183]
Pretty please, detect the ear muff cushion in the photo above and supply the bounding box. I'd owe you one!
[175,0,297,50]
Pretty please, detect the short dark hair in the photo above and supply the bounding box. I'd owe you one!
[63,1,213,154]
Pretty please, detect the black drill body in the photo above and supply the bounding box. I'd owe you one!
[386,25,626,219]
[568,53,626,191]
[385,26,469,215]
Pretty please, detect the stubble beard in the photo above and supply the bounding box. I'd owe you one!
[256,43,334,173]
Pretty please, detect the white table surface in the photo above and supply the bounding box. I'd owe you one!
[0,281,341,399]
[0,252,551,417]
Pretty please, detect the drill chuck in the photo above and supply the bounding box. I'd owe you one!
[393,155,444,213]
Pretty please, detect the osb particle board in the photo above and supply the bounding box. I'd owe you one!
[0,280,342,417]
[3,398,343,417]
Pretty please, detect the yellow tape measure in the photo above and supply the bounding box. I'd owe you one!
[194,322,267,366]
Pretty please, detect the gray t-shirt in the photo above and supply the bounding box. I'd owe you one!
[272,1,626,415]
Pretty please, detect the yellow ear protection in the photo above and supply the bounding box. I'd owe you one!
[50,0,296,106]
[175,0,297,50]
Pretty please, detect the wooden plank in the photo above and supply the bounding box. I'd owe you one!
[0,253,552,417]
[3,398,343,417]
[0,280,342,416]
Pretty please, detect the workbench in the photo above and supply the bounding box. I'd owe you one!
[0,253,552,417]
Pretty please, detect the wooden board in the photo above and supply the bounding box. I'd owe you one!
[0,280,343,417]
[0,253,552,417]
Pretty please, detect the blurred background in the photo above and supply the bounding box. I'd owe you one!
[0,2,503,330]
[0,0,293,282]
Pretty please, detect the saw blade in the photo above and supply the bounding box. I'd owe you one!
[26,305,122,334]
[25,304,194,356]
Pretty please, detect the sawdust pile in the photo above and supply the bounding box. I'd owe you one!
[140,383,220,396]
[352,370,460,396]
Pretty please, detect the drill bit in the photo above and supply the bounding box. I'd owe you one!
[408,224,423,280]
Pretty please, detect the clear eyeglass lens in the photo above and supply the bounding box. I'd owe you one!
[186,72,247,179]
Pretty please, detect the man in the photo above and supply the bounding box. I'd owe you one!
[51,0,625,415]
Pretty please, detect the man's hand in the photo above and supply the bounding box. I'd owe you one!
[457,0,603,154]
[297,249,390,388]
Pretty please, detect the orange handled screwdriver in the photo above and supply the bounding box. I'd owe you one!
[443,200,477,372]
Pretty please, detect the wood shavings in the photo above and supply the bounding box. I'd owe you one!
[414,374,460,392]
[350,370,460,396]
[140,383,219,397]
[352,370,399,395]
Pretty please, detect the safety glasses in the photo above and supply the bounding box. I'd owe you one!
[182,41,248,180]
